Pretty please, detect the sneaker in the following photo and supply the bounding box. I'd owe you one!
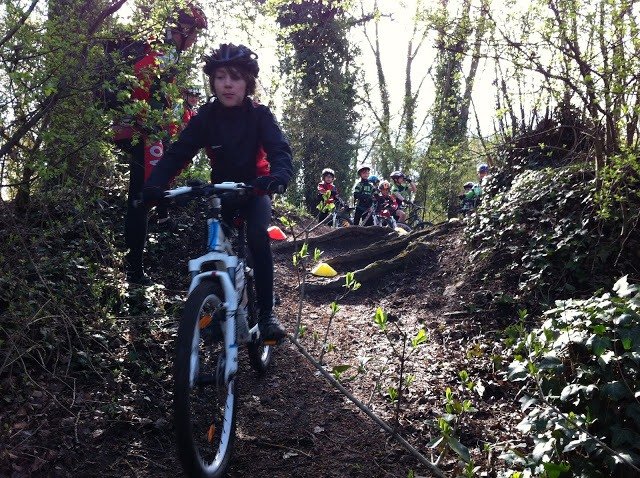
[126,272,153,286]
[258,314,286,342]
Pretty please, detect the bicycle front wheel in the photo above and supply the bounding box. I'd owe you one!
[174,281,237,478]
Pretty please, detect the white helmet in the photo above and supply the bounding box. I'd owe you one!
[321,168,335,179]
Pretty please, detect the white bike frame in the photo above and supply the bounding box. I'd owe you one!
[166,182,262,383]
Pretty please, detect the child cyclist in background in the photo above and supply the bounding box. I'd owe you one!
[389,171,416,223]
[376,180,399,218]
[353,165,376,226]
[142,43,293,341]
[317,168,340,223]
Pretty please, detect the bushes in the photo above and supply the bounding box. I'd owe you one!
[504,277,640,477]
[466,166,637,309]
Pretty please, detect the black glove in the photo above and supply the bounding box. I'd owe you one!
[253,176,285,194]
[142,185,166,203]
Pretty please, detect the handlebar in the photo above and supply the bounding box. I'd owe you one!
[133,182,257,208]
[165,181,254,199]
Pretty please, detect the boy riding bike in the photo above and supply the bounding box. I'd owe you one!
[376,180,399,217]
[142,43,293,342]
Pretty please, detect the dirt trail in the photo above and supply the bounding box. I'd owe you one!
[2,220,522,477]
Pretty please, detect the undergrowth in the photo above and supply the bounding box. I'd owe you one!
[502,276,640,477]
[466,166,639,311]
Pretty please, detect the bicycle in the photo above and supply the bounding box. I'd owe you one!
[309,198,353,232]
[163,181,278,478]
[358,203,412,232]
[400,201,433,230]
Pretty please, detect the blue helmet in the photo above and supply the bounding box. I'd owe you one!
[369,175,379,184]
[477,163,489,174]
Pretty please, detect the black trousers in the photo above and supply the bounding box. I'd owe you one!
[223,195,274,316]
[116,139,149,276]
[353,204,373,226]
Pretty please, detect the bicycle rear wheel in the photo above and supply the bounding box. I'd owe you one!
[335,214,353,228]
[246,273,273,373]
[396,222,412,233]
[174,282,236,478]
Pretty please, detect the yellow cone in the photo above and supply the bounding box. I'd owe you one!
[395,227,409,235]
[311,262,338,277]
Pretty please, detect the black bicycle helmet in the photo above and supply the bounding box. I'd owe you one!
[203,43,260,78]
[463,181,474,189]
[173,3,208,30]
[390,171,404,180]
[184,86,201,96]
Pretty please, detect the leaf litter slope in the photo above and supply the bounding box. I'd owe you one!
[1,209,522,477]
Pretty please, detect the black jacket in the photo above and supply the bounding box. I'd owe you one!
[145,97,293,189]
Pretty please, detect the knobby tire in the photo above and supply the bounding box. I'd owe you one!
[396,222,412,233]
[336,214,353,228]
[174,282,237,478]
[246,272,273,373]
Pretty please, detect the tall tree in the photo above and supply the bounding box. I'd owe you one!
[416,0,490,217]
[359,0,431,179]
[272,0,358,209]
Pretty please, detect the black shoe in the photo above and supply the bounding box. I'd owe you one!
[157,216,178,232]
[126,272,153,286]
[258,314,286,342]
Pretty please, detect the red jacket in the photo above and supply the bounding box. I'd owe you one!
[375,194,398,216]
[317,181,338,204]
[113,46,178,142]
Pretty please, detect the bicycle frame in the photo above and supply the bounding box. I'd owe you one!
[359,204,397,229]
[166,182,261,383]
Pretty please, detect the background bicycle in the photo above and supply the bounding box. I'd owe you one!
[309,197,353,232]
[358,203,411,232]
[401,201,433,230]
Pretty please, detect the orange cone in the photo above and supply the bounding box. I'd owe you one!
[268,225,287,241]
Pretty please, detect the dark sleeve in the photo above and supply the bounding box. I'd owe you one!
[258,105,293,185]
[353,182,362,199]
[145,104,210,189]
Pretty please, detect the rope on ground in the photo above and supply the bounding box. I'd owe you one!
[288,335,447,478]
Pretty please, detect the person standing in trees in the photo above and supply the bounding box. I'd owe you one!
[317,168,340,223]
[156,86,203,230]
[180,86,201,129]
[113,4,207,285]
[353,165,375,226]
[142,43,293,341]
[389,171,416,223]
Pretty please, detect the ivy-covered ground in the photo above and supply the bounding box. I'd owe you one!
[1,162,639,477]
